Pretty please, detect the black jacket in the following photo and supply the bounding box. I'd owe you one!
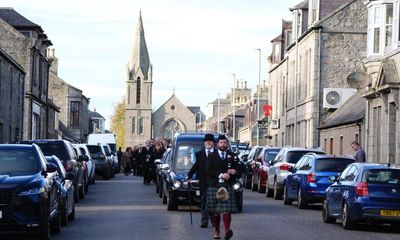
[206,150,239,186]
[188,148,214,192]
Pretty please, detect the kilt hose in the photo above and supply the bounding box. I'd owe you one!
[207,183,238,213]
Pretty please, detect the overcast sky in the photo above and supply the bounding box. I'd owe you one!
[4,0,300,128]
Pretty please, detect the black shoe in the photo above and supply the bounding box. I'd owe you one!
[200,224,207,228]
[224,230,233,240]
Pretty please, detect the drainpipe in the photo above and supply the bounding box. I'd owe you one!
[316,28,322,148]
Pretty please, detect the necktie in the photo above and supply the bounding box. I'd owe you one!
[206,150,210,157]
[221,152,225,160]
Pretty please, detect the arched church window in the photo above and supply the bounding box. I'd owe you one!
[162,119,182,139]
[136,77,141,104]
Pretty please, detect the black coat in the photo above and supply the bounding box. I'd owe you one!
[188,148,214,192]
[206,150,239,186]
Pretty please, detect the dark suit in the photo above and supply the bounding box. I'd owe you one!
[207,150,240,186]
[188,148,215,227]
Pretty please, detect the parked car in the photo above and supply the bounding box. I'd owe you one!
[104,144,119,174]
[322,163,400,229]
[155,148,171,198]
[87,133,119,173]
[73,144,96,185]
[72,146,89,194]
[243,146,263,189]
[45,155,76,226]
[0,144,61,239]
[160,132,243,212]
[87,144,114,180]
[251,147,281,193]
[267,147,325,199]
[21,139,87,202]
[283,154,355,208]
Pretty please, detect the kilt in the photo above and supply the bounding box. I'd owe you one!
[206,183,237,213]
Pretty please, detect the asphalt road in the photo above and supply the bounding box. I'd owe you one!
[4,174,400,240]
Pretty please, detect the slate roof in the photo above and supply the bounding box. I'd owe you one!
[0,8,43,32]
[319,93,365,129]
[59,121,79,143]
[89,110,105,119]
[290,0,309,11]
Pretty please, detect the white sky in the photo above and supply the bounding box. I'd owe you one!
[3,0,300,128]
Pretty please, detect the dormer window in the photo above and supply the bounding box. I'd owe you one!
[309,0,319,25]
[367,0,396,56]
[292,10,303,41]
[286,30,293,47]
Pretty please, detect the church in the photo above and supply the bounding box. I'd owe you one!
[124,12,205,146]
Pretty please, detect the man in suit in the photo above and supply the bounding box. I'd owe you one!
[206,135,239,240]
[187,133,215,228]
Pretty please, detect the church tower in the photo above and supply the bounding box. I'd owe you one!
[124,11,153,146]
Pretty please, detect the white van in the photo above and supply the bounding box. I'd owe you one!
[87,133,119,173]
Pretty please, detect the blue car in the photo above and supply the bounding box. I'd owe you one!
[46,155,75,226]
[0,144,61,239]
[322,163,400,229]
[284,153,355,209]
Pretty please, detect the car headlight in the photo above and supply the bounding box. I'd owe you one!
[18,187,46,196]
[173,181,181,189]
[233,183,241,191]
[182,181,189,189]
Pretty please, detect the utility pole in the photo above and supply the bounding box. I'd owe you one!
[232,74,236,142]
[256,48,261,146]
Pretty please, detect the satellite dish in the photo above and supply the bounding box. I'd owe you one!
[347,72,369,89]
[326,91,341,105]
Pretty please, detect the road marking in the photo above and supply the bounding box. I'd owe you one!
[76,205,166,211]
[96,180,144,183]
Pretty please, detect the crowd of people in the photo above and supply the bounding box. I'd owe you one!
[117,138,171,184]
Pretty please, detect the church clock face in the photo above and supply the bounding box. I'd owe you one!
[163,119,182,139]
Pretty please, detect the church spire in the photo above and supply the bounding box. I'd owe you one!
[128,11,151,80]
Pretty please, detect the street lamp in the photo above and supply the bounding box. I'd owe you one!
[255,48,261,146]
[232,74,236,142]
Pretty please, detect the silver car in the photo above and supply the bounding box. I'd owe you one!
[266,147,325,200]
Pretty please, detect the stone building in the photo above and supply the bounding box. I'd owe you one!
[0,48,25,143]
[0,8,58,140]
[48,49,90,143]
[319,94,365,155]
[89,109,106,134]
[268,0,367,148]
[152,93,205,140]
[360,0,400,165]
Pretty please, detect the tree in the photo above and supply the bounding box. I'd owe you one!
[110,98,125,149]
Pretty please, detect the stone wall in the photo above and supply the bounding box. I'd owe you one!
[320,123,364,156]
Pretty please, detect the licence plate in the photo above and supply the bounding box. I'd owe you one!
[196,191,200,196]
[380,210,400,217]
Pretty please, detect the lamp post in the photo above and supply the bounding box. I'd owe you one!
[232,74,236,142]
[255,48,261,146]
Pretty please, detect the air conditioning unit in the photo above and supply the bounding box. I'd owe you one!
[271,119,280,129]
[323,88,357,109]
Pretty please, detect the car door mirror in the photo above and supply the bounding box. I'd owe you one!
[329,176,338,182]
[256,162,262,168]
[154,159,162,165]
[46,163,58,173]
[66,171,75,180]
[78,155,85,162]
[99,154,106,160]
[288,166,296,173]
[160,164,170,171]
[268,160,273,166]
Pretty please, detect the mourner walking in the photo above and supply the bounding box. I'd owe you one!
[187,133,216,229]
[207,135,239,240]
[122,147,132,176]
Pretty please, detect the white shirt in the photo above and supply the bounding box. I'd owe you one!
[205,148,214,157]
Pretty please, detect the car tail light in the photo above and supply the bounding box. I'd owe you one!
[307,174,316,183]
[356,182,369,197]
[280,164,289,171]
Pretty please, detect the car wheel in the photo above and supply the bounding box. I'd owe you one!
[251,176,258,191]
[60,199,68,226]
[162,193,167,204]
[84,177,89,193]
[92,176,96,184]
[79,184,85,200]
[266,181,274,198]
[37,205,50,240]
[244,175,251,189]
[167,192,178,211]
[322,200,336,223]
[297,188,308,209]
[50,210,61,234]
[159,183,163,198]
[68,201,75,221]
[283,184,293,205]
[258,177,265,193]
[342,203,356,230]
[273,180,282,200]
[236,194,243,213]
[74,184,79,203]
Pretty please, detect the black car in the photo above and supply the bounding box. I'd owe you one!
[46,155,76,226]
[21,140,87,202]
[87,144,114,180]
[0,144,61,239]
[160,132,243,212]
[155,148,171,198]
[242,146,263,189]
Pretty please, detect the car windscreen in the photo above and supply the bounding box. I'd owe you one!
[287,151,323,164]
[35,142,70,161]
[0,149,40,176]
[87,145,102,159]
[316,158,354,172]
[174,144,203,172]
[264,151,279,163]
[365,169,400,185]
[108,144,116,152]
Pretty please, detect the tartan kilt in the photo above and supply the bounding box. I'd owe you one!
[206,183,238,213]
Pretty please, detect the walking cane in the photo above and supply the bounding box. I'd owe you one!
[187,181,193,225]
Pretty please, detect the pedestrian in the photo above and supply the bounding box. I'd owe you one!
[122,147,132,176]
[206,135,239,240]
[351,141,366,162]
[117,147,123,173]
[136,145,145,177]
[143,141,153,185]
[131,145,138,176]
[187,133,216,229]
[150,142,165,183]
